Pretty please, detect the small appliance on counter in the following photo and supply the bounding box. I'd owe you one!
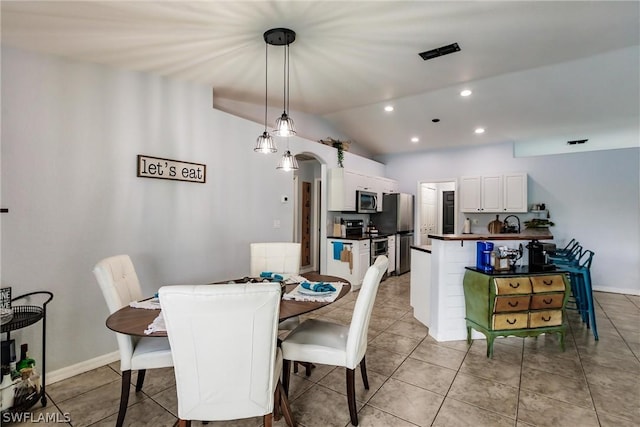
[366,220,379,237]
[527,240,557,271]
[476,241,494,272]
[342,219,364,238]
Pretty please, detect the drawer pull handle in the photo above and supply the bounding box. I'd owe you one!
[506,318,517,325]
[543,298,553,304]
[508,301,519,307]
[543,279,554,286]
[509,282,520,289]
[541,315,551,322]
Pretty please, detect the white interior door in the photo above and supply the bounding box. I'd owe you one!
[420,184,437,245]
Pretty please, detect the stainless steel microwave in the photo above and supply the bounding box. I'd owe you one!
[356,190,378,213]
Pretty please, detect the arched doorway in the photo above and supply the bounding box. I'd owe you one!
[293,154,322,273]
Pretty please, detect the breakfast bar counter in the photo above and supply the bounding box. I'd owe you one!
[428,230,553,242]
[410,231,555,342]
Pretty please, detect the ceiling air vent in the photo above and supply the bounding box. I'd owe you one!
[419,43,461,61]
[567,139,588,145]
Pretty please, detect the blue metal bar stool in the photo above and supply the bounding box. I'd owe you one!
[548,241,581,265]
[563,250,597,340]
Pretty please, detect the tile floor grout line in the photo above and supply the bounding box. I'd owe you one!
[593,296,640,364]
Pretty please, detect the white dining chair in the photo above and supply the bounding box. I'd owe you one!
[159,283,294,427]
[250,242,301,278]
[280,255,389,426]
[250,242,312,375]
[93,254,174,427]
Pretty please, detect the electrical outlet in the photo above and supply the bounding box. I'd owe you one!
[273,219,281,229]
[472,219,479,224]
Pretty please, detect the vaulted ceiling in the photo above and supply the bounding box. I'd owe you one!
[2,1,639,155]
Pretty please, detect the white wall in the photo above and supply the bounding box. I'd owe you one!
[0,47,384,374]
[379,143,640,295]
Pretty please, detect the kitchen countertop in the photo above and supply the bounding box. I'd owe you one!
[328,233,394,241]
[428,229,553,241]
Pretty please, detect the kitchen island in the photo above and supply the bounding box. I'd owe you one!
[410,230,554,342]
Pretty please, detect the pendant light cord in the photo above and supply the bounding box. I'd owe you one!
[264,43,268,132]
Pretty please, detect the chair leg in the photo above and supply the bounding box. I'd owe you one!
[359,356,369,390]
[117,370,132,427]
[277,381,295,427]
[263,413,273,427]
[293,361,314,376]
[177,419,191,427]
[346,368,358,426]
[273,381,281,421]
[135,369,146,392]
[282,359,291,396]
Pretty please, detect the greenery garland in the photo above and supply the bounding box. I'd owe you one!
[332,141,344,167]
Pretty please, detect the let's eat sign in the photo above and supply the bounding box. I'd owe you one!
[137,155,206,183]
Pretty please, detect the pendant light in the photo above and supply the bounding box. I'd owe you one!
[265,28,296,137]
[254,43,276,153]
[276,150,299,171]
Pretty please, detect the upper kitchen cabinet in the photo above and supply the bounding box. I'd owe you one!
[502,173,528,212]
[328,168,397,212]
[460,173,528,213]
[328,168,359,211]
[373,176,399,211]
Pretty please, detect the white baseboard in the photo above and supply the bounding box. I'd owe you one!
[46,351,120,384]
[593,285,640,296]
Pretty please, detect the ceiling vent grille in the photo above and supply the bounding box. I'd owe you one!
[419,43,461,61]
[567,139,588,145]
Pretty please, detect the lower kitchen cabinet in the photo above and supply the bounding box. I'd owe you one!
[387,235,396,274]
[463,268,570,357]
[326,239,370,290]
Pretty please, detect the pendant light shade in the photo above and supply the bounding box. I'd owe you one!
[254,131,276,153]
[276,150,299,171]
[274,112,296,137]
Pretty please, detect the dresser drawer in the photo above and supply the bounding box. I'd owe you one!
[493,277,532,295]
[494,295,531,313]
[530,293,564,310]
[529,310,563,328]
[492,312,528,330]
[531,275,565,293]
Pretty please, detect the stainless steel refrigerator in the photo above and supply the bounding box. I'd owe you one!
[373,193,415,275]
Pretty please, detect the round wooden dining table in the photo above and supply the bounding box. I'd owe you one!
[106,272,350,337]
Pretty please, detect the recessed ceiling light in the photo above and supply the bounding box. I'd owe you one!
[384,105,394,112]
[411,137,419,143]
[474,127,485,134]
[460,89,472,97]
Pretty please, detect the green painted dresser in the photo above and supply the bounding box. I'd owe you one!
[463,267,570,357]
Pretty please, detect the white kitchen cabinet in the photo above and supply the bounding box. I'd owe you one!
[325,239,371,290]
[460,173,527,213]
[328,169,359,211]
[328,168,396,212]
[375,177,399,211]
[387,235,396,274]
[358,240,370,284]
[503,173,528,212]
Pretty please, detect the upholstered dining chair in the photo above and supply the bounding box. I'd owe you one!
[250,242,302,278]
[93,254,174,427]
[159,283,294,427]
[250,242,311,375]
[281,255,389,426]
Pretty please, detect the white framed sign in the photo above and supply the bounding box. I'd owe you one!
[137,155,206,183]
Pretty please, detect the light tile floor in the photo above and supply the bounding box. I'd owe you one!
[7,274,640,427]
